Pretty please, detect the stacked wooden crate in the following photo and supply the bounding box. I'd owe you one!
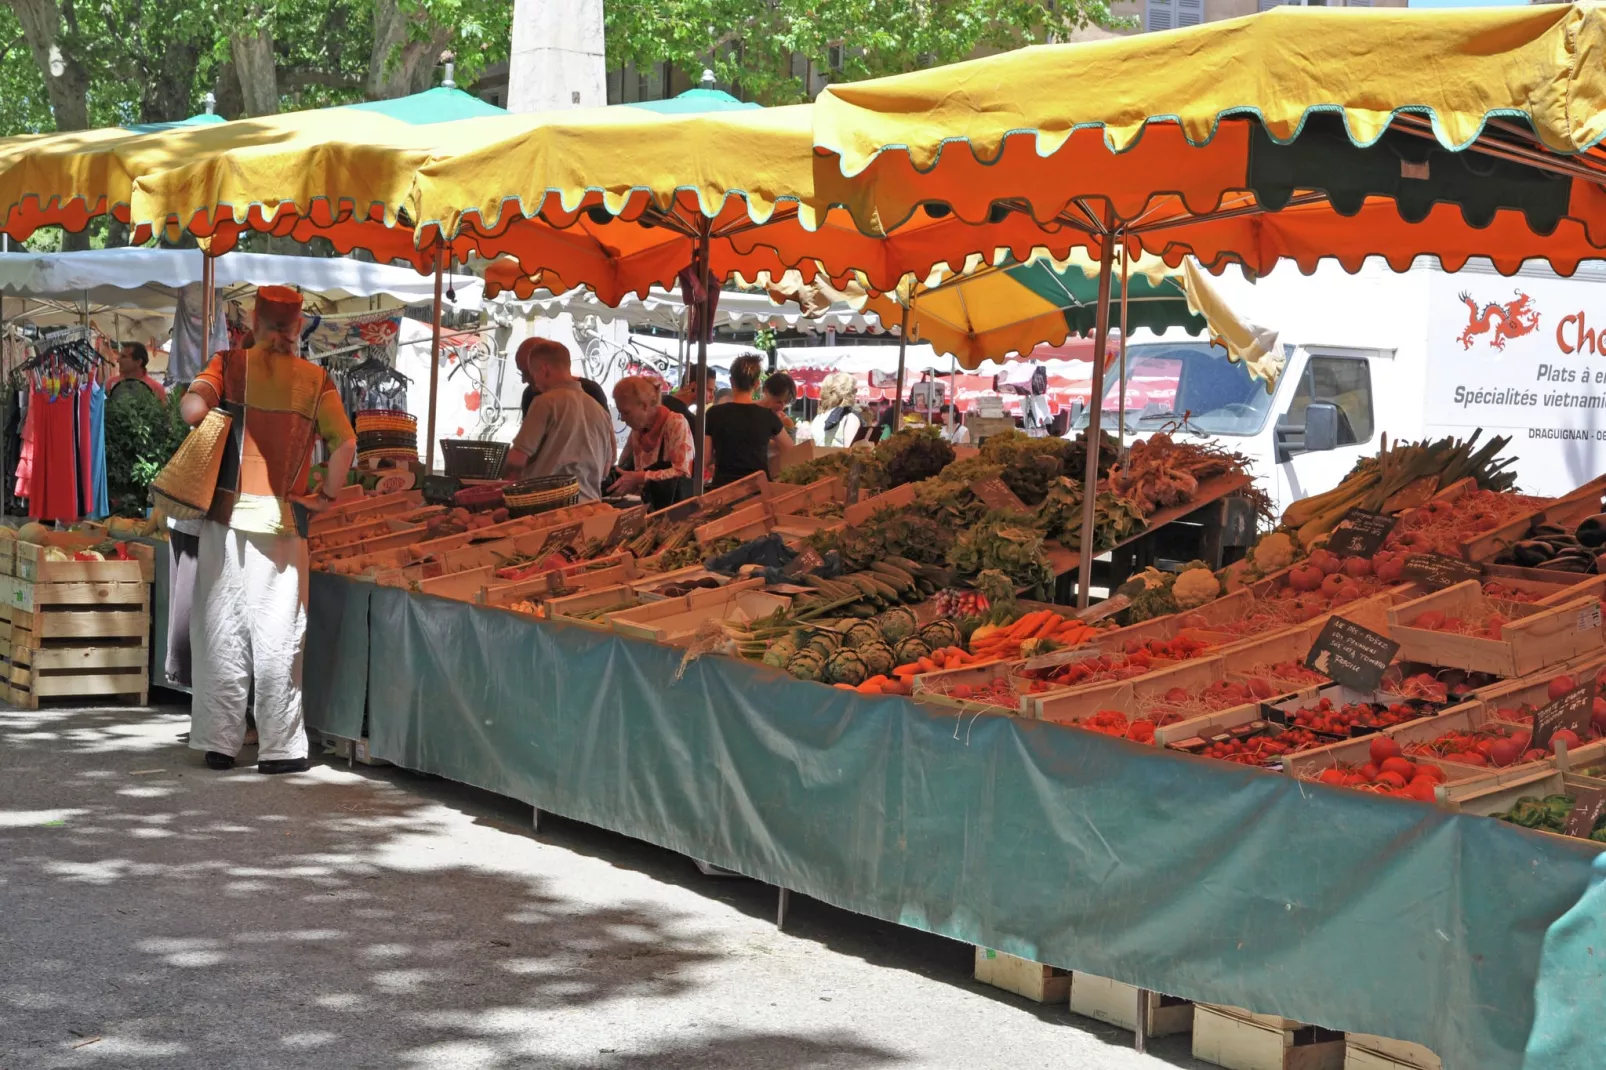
[0,539,151,708]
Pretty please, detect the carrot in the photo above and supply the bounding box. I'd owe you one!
[833,683,855,690]
[893,663,920,678]
[862,674,889,688]
[917,656,938,674]
[857,681,883,694]
[1008,611,1047,639]
[1032,614,1060,639]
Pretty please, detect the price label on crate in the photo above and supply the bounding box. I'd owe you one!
[1563,786,1606,839]
[1531,683,1594,754]
[1022,645,1105,672]
[1578,602,1603,633]
[1324,509,1398,559]
[1402,553,1481,591]
[970,477,1029,515]
[1304,616,1399,693]
[1076,593,1131,622]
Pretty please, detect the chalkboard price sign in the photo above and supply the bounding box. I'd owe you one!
[1402,553,1481,591]
[607,505,648,548]
[1304,616,1400,693]
[1324,509,1398,559]
[970,477,1029,515]
[1564,787,1606,839]
[1531,683,1594,754]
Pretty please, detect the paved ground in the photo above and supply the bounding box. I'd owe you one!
[0,701,1212,1070]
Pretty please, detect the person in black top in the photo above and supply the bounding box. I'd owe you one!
[704,355,792,489]
[515,338,609,416]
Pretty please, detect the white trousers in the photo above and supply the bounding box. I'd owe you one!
[189,522,310,761]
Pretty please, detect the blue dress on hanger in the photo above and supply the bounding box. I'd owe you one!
[89,379,108,519]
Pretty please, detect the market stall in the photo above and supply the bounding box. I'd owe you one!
[9,8,1606,1069]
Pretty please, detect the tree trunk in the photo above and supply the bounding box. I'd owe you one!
[10,0,90,247]
[8,0,90,131]
[212,58,244,120]
[366,0,446,99]
[139,37,202,124]
[229,23,278,115]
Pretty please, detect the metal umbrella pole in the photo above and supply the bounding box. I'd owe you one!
[1075,227,1117,610]
[1118,248,1131,439]
[892,304,910,426]
[690,220,713,495]
[424,248,445,473]
[198,250,216,381]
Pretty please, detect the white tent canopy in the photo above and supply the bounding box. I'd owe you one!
[0,249,482,334]
[509,286,881,336]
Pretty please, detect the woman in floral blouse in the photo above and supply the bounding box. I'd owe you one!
[610,375,694,509]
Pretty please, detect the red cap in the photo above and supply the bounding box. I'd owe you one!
[255,285,303,327]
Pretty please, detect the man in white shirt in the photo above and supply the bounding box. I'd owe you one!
[504,339,616,500]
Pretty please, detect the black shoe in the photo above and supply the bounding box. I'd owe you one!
[204,752,235,770]
[258,758,310,775]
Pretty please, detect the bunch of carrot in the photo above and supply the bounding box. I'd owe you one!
[968,610,1101,662]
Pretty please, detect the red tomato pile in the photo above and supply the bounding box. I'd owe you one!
[1489,672,1606,745]
[1385,491,1544,557]
[1032,651,1161,689]
[1197,727,1330,766]
[1407,603,1508,640]
[1284,696,1423,735]
[1310,737,1448,801]
[1238,661,1329,690]
[940,678,1022,707]
[1081,709,1158,744]
[1111,636,1213,661]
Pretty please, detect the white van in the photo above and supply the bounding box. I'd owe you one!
[1082,259,1606,512]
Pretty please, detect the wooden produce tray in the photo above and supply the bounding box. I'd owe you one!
[1439,768,1606,853]
[5,640,149,709]
[549,584,646,631]
[14,539,152,584]
[1191,1003,1345,1070]
[607,579,784,645]
[972,947,1070,1004]
[765,476,844,515]
[1069,972,1194,1038]
[911,659,1026,715]
[694,500,774,546]
[1386,581,1603,678]
[1218,626,1329,693]
[1473,653,1606,720]
[305,489,423,535]
[1280,701,1502,784]
[1018,650,1193,717]
[1344,1034,1442,1070]
[404,501,610,562]
[1479,565,1606,608]
[0,538,15,576]
[1033,657,1230,730]
[478,554,638,609]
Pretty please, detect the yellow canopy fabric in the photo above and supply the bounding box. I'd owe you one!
[1182,258,1283,389]
[802,4,1606,278]
[814,4,1606,174]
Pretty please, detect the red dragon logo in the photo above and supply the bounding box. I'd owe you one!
[1457,290,1540,351]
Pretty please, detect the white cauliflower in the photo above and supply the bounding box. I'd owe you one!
[1250,531,1296,573]
[1172,567,1221,609]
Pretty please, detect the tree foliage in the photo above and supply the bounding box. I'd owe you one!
[605,0,1120,106]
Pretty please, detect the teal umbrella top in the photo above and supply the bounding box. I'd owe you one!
[626,72,760,115]
[123,113,227,135]
[346,86,507,125]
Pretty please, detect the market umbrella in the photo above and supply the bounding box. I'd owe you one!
[806,3,1606,606]
[408,101,1062,490]
[626,71,763,116]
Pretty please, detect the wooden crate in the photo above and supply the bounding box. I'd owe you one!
[1439,767,1606,829]
[608,581,785,646]
[479,554,639,608]
[693,501,773,546]
[1069,972,1193,1037]
[1344,1034,1442,1070]
[549,584,646,630]
[1387,582,1603,678]
[1192,1004,1344,1070]
[1280,700,1512,783]
[911,659,1026,714]
[972,947,1070,1004]
[305,489,424,535]
[0,538,15,576]
[4,640,149,709]
[13,540,149,584]
[1030,655,1217,723]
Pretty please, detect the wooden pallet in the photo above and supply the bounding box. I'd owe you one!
[972,947,1071,1003]
[1343,1034,1441,1070]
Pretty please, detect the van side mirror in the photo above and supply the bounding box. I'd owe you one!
[1303,402,1340,453]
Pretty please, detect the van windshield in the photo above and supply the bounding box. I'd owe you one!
[1070,342,1275,437]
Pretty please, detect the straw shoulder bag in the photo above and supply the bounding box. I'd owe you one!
[149,406,234,521]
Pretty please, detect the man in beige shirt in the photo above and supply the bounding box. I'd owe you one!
[504,339,615,500]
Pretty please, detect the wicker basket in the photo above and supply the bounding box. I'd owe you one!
[503,475,581,517]
[440,438,508,479]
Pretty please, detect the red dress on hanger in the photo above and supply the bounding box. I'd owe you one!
[29,380,80,523]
